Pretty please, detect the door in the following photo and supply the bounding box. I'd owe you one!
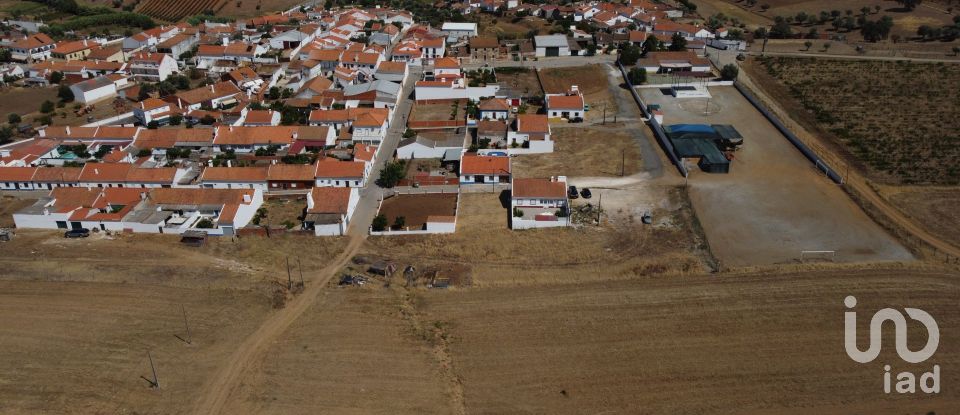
[70,222,82,230]
[546,47,559,57]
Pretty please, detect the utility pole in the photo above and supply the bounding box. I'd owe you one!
[181,304,192,345]
[297,257,304,287]
[147,351,160,389]
[620,149,625,177]
[286,256,292,290]
[596,193,602,225]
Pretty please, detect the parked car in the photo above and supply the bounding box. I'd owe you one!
[580,188,592,199]
[568,185,579,199]
[64,228,90,238]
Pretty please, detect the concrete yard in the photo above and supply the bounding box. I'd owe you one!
[638,86,913,267]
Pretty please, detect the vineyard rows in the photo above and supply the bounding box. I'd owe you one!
[137,0,225,21]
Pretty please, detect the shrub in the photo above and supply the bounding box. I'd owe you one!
[372,214,388,232]
[196,218,214,229]
[720,64,739,81]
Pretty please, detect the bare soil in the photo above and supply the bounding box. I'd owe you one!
[364,192,708,287]
[512,124,642,178]
[638,85,913,267]
[376,193,458,230]
[417,267,960,414]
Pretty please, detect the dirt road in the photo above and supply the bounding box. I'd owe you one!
[736,68,960,260]
[189,234,366,415]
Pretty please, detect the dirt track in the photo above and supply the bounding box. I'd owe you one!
[189,235,367,415]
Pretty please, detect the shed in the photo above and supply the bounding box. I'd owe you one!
[180,230,208,246]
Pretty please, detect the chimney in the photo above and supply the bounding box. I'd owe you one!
[65,126,71,135]
[210,84,215,92]
[94,168,100,175]
[227,159,232,167]
[243,194,252,203]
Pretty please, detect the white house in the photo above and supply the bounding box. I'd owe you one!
[133,98,176,125]
[314,159,367,188]
[478,98,510,120]
[304,186,359,236]
[128,52,179,82]
[441,22,479,42]
[199,166,269,190]
[545,87,585,119]
[396,133,464,159]
[510,176,569,229]
[459,154,510,185]
[507,114,553,153]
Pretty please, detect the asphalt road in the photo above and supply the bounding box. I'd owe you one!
[462,54,616,70]
[346,66,421,235]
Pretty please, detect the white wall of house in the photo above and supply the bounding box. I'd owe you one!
[479,110,508,120]
[201,181,268,191]
[547,109,583,118]
[72,84,117,104]
[414,84,499,101]
[315,177,364,187]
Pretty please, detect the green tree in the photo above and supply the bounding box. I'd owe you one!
[668,32,687,51]
[720,64,739,81]
[619,43,641,65]
[627,67,647,85]
[196,218,214,229]
[392,216,406,230]
[49,71,63,84]
[378,160,406,188]
[58,84,74,102]
[804,40,813,50]
[40,100,55,114]
[170,114,183,125]
[7,113,21,125]
[642,35,661,53]
[372,214,388,232]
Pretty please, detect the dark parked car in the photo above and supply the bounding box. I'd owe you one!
[64,228,90,238]
[580,188,592,199]
[568,185,579,199]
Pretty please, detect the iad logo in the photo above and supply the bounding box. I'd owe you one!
[844,295,941,394]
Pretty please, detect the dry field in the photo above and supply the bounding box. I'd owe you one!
[700,0,959,38]
[750,57,960,185]
[512,124,642,178]
[0,86,58,121]
[885,186,960,248]
[0,194,37,228]
[0,228,349,414]
[416,267,960,414]
[365,192,709,287]
[477,13,552,39]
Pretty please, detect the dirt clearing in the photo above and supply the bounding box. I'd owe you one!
[539,64,618,122]
[512,124,642,178]
[376,193,458,230]
[364,192,709,287]
[639,85,913,267]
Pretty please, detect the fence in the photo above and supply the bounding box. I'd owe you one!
[617,60,687,177]
[733,82,844,185]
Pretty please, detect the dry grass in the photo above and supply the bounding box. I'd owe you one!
[364,192,707,287]
[887,186,960,249]
[416,267,960,414]
[750,57,960,185]
[258,197,305,229]
[0,194,37,228]
[219,287,455,414]
[377,193,458,230]
[494,67,542,97]
[0,279,272,414]
[0,229,347,289]
[511,124,642,178]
